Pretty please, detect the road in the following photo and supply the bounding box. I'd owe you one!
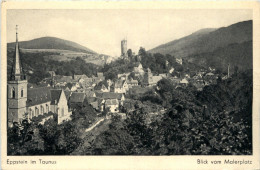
[85,118,105,132]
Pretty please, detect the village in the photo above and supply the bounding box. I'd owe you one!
[12,38,226,127]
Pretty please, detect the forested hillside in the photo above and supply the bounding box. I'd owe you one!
[7,49,99,84]
[8,37,96,54]
[149,20,252,58]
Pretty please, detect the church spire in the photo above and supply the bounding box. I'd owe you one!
[10,25,26,81]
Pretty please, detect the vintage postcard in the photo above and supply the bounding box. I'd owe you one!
[1,1,260,170]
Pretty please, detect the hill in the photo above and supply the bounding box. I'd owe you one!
[149,20,252,58]
[187,41,252,72]
[7,36,97,54]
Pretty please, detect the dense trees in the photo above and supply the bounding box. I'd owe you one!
[7,50,99,85]
[78,69,252,155]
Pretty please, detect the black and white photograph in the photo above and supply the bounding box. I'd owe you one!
[5,8,254,156]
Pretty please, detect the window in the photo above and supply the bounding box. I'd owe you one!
[21,88,23,97]
[62,108,64,116]
[35,107,39,117]
[12,87,15,99]
[46,104,49,113]
[41,106,44,115]
[29,109,32,119]
[28,112,31,119]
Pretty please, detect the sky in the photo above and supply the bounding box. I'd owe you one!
[7,9,252,56]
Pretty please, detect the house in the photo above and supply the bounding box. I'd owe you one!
[176,58,183,65]
[55,76,73,84]
[85,90,96,98]
[95,92,125,105]
[126,78,139,88]
[159,73,167,78]
[153,75,163,84]
[113,80,128,93]
[180,78,189,86]
[94,81,110,92]
[69,92,85,108]
[143,68,163,86]
[105,99,119,113]
[118,73,130,80]
[73,74,88,81]
[48,71,56,77]
[87,97,104,111]
[133,62,145,76]
[169,67,174,74]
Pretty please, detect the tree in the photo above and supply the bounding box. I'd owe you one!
[138,47,146,57]
[57,121,82,154]
[7,119,44,155]
[38,119,59,154]
[87,115,135,155]
[127,49,133,61]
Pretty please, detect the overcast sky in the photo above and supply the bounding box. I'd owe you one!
[7,9,252,56]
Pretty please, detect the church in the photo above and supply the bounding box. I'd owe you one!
[7,27,71,126]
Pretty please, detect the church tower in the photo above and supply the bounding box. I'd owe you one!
[7,25,28,123]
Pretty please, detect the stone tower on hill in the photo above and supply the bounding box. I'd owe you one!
[121,39,128,58]
[7,25,28,123]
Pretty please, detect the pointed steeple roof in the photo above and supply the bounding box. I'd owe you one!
[10,25,26,81]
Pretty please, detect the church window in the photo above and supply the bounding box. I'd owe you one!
[61,108,64,116]
[41,106,44,114]
[29,109,32,119]
[21,89,23,97]
[46,104,49,113]
[35,107,39,117]
[12,87,15,98]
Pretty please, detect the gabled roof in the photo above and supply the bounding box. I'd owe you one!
[180,78,189,84]
[27,87,52,107]
[50,89,62,105]
[87,97,98,103]
[64,91,72,100]
[55,76,73,83]
[73,74,88,80]
[86,90,96,98]
[95,92,123,100]
[152,76,162,84]
[94,81,109,90]
[105,99,119,105]
[69,92,85,103]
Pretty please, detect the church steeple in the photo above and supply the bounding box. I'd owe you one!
[10,25,26,81]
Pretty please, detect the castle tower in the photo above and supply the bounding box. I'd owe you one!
[7,25,28,124]
[121,39,127,57]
